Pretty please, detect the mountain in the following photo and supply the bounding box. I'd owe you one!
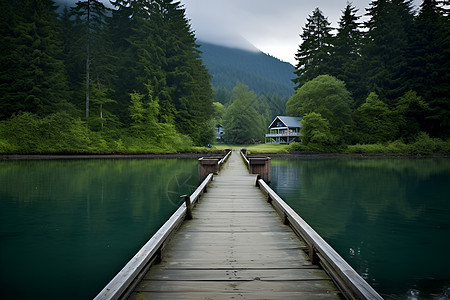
[198,41,296,99]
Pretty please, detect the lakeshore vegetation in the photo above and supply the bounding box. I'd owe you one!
[0,0,449,155]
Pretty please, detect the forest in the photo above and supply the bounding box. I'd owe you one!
[286,0,449,154]
[0,0,214,153]
[0,0,449,154]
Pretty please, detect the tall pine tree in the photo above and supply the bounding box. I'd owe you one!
[293,8,333,89]
[409,0,450,137]
[330,4,364,106]
[361,0,415,103]
[0,0,73,119]
[68,0,111,121]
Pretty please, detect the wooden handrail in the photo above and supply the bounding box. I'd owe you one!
[257,178,383,300]
[94,173,214,300]
[218,149,232,166]
[240,149,271,183]
[240,149,249,168]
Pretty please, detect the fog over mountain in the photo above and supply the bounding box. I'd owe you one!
[182,0,423,64]
[199,41,295,98]
[55,0,423,64]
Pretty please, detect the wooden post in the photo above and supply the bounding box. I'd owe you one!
[309,245,317,264]
[198,158,220,183]
[248,157,271,183]
[181,194,192,220]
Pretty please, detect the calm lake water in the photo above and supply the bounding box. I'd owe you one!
[0,159,198,300]
[1,157,449,299]
[270,157,450,300]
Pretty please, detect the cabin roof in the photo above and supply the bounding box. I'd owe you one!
[268,116,303,129]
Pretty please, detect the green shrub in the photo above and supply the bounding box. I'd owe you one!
[434,139,450,155]
[346,135,450,155]
[410,132,435,154]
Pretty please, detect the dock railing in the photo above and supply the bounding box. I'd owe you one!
[256,178,383,300]
[240,148,271,183]
[94,173,214,300]
[198,149,231,183]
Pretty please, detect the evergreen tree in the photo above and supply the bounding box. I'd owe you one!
[0,0,73,119]
[409,0,450,137]
[361,0,415,103]
[293,8,333,89]
[0,0,21,119]
[330,4,364,105]
[105,5,137,122]
[334,4,362,60]
[68,0,111,120]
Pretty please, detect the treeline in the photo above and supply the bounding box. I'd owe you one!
[0,0,213,153]
[292,0,450,142]
[295,0,450,142]
[287,75,450,154]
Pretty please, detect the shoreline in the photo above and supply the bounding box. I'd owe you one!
[266,151,450,159]
[0,153,207,161]
[1,151,449,160]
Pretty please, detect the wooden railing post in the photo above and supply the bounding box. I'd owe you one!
[181,194,192,220]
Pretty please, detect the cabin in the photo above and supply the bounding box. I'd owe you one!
[216,123,224,141]
[265,116,302,144]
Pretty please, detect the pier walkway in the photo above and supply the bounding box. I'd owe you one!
[128,150,342,299]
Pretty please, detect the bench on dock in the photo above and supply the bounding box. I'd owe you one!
[95,149,382,300]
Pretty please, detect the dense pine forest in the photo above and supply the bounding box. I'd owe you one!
[0,0,449,154]
[0,0,214,153]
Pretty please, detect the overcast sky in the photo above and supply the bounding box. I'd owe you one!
[181,0,422,65]
[59,0,423,65]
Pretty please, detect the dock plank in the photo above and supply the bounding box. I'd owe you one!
[128,150,343,299]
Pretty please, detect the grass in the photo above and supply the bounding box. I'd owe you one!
[210,144,290,154]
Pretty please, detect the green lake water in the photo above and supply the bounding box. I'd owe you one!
[1,157,449,299]
[270,158,450,300]
[0,159,198,300]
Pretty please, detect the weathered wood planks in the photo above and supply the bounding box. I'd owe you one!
[128,150,344,300]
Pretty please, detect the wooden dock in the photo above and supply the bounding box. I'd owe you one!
[95,150,382,300]
[129,150,341,299]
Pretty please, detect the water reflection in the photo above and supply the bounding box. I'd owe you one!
[271,158,450,299]
[0,159,198,300]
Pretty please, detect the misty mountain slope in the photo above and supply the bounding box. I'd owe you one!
[198,42,295,98]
